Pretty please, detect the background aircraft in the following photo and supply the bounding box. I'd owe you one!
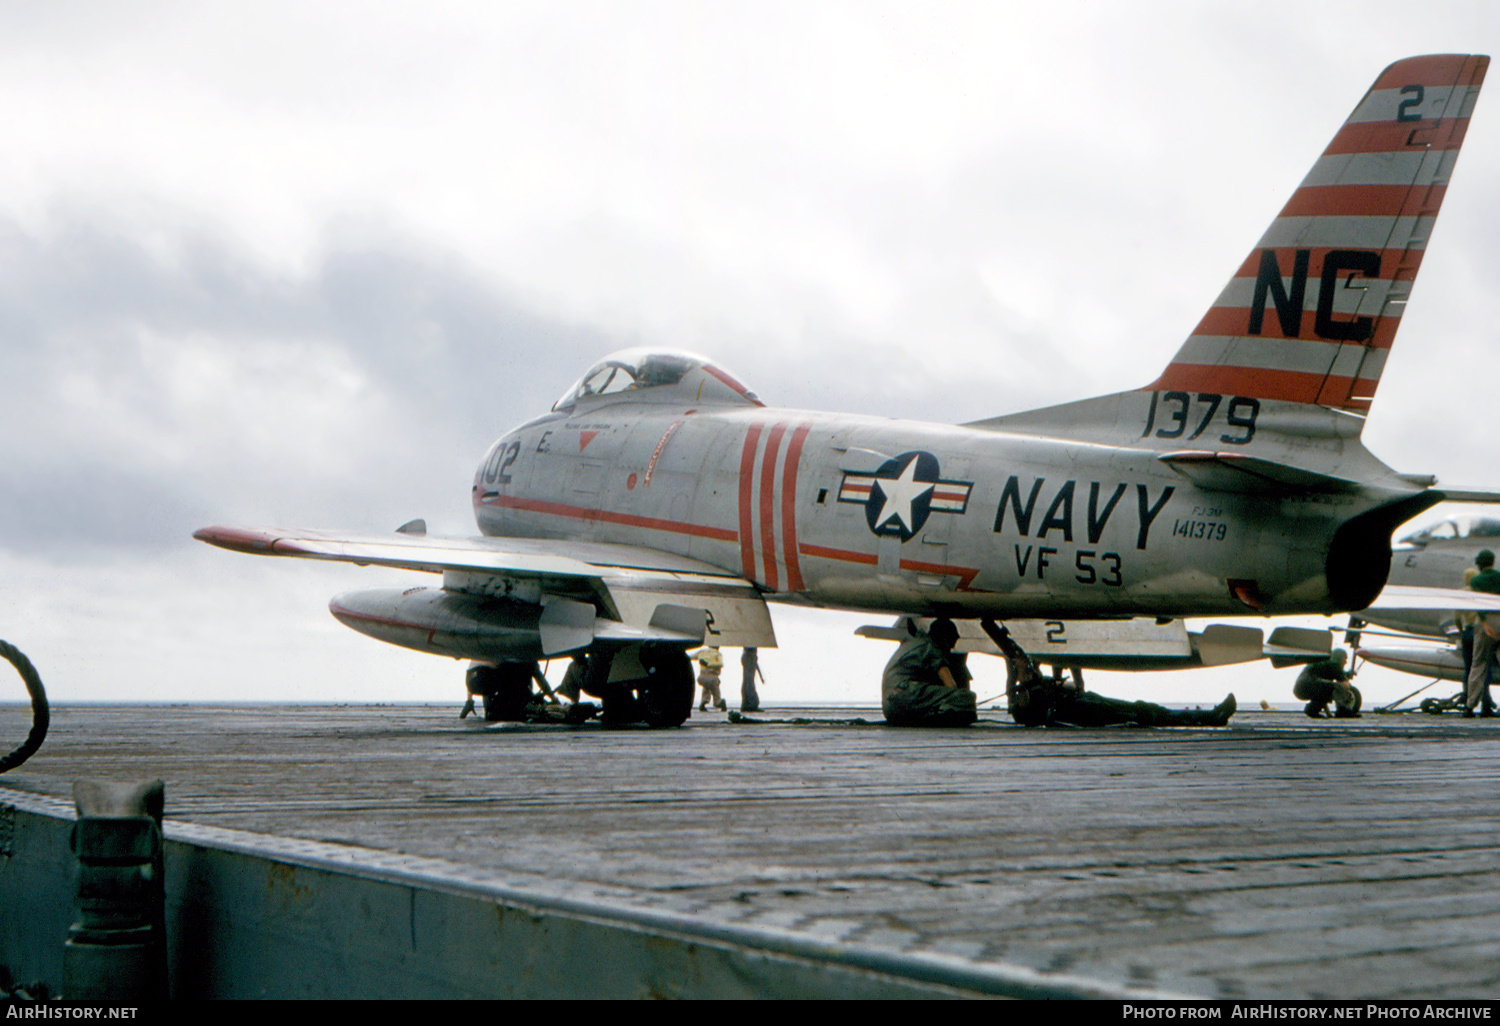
[199,54,1495,725]
[1342,515,1500,687]
[1197,514,1500,709]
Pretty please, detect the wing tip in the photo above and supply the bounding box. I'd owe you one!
[193,525,281,554]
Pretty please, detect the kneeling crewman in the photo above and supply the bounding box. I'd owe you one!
[881,618,978,727]
[1293,648,1361,718]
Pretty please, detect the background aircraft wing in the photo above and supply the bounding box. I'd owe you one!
[1364,584,1500,614]
[194,525,778,648]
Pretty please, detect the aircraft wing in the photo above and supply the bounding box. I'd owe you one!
[1352,584,1500,641]
[1156,452,1364,494]
[1364,584,1500,614]
[194,525,778,648]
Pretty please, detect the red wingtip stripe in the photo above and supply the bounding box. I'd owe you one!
[193,525,281,553]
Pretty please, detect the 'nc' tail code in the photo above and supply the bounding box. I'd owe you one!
[1147,54,1488,414]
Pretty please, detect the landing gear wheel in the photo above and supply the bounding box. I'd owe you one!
[467,662,533,722]
[638,645,694,728]
[1334,686,1362,718]
[600,686,642,726]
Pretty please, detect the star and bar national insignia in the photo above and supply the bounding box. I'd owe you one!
[837,451,973,542]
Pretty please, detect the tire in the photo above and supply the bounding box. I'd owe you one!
[600,686,642,725]
[638,645,694,728]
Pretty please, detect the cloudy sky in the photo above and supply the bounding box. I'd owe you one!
[4,1,1500,709]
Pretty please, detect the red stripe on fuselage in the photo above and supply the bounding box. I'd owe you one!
[898,558,981,590]
[759,422,788,591]
[483,494,738,542]
[738,423,764,581]
[797,543,980,590]
[780,424,811,592]
[798,543,877,566]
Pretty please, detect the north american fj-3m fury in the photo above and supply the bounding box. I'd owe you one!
[199,54,1498,727]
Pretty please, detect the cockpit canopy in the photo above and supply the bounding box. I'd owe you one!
[1399,516,1500,547]
[551,349,762,413]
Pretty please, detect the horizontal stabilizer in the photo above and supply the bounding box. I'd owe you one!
[1433,486,1500,503]
[1156,451,1362,494]
[856,617,1189,659]
[857,618,1267,672]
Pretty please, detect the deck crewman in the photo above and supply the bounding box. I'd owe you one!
[881,618,978,727]
[982,620,1235,728]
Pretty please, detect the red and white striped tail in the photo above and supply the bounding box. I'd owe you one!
[1148,54,1487,415]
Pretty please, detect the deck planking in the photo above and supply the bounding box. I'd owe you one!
[3,703,1499,998]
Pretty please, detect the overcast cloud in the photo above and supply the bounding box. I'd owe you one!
[4,1,1500,706]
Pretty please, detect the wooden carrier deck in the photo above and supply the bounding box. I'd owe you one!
[3,703,1499,999]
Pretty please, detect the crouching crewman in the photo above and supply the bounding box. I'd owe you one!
[881,617,978,727]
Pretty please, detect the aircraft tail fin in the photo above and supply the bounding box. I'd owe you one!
[1147,54,1487,414]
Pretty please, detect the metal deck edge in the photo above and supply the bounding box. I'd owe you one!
[0,785,1188,999]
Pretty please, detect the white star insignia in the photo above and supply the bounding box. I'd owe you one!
[872,456,934,534]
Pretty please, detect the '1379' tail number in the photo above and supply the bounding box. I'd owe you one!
[1142,392,1259,445]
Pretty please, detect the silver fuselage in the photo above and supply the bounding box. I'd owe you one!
[474,396,1404,622]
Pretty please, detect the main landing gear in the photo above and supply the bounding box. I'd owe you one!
[595,643,694,728]
[464,643,695,729]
